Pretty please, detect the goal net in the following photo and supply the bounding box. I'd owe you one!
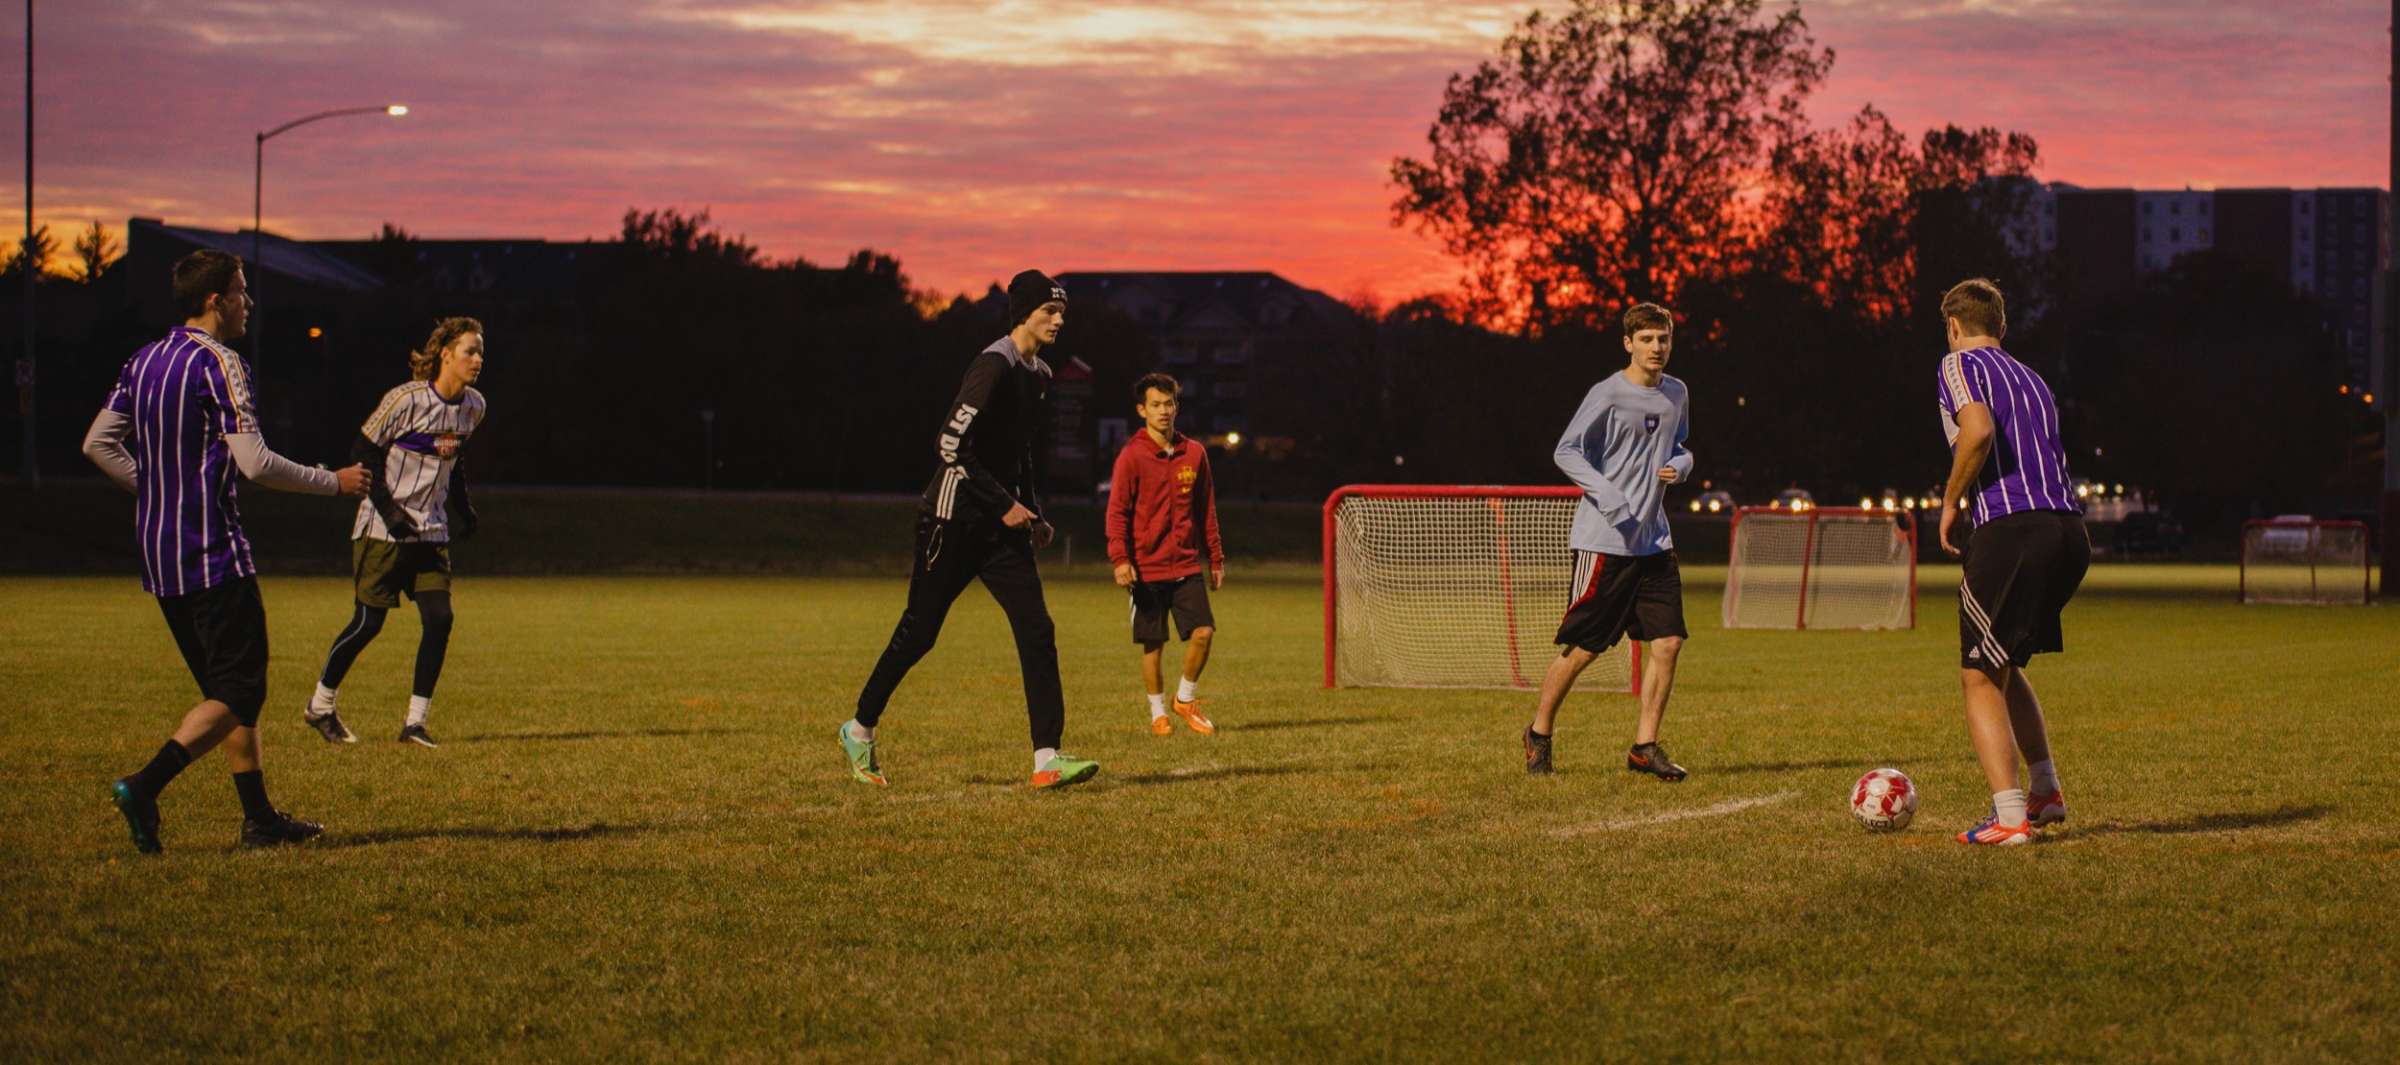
[1723,507,1916,630]
[2241,519,2371,605]
[1324,486,1637,691]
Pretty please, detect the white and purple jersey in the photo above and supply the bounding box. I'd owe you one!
[1937,346,2080,524]
[102,326,261,596]
[352,381,486,542]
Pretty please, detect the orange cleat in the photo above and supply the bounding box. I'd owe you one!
[1171,699,1215,735]
[1149,713,1174,736]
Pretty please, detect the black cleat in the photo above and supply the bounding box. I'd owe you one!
[111,779,163,854]
[238,811,325,849]
[1626,742,1688,782]
[398,724,438,748]
[1524,728,1554,776]
[305,708,357,744]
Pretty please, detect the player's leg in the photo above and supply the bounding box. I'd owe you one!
[1132,581,1173,732]
[1529,550,1635,774]
[1168,577,1216,734]
[1957,516,2036,845]
[845,517,982,783]
[979,532,1095,788]
[399,588,453,748]
[2007,668,2065,825]
[309,538,402,743]
[1623,553,1691,781]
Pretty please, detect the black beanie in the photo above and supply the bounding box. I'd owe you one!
[1008,270,1066,325]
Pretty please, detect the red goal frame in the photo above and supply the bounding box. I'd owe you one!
[2239,519,2372,604]
[1723,506,1918,630]
[1322,484,1641,691]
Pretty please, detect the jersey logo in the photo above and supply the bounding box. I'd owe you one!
[1176,464,1198,496]
[434,433,462,459]
[1644,413,1660,434]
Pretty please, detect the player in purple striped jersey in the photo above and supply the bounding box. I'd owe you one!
[304,318,488,749]
[80,250,369,852]
[1933,279,2090,847]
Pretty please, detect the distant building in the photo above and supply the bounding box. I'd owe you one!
[1052,271,1353,443]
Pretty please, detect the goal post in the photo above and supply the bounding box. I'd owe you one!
[2240,519,2372,605]
[1323,485,1639,692]
[1723,506,1917,631]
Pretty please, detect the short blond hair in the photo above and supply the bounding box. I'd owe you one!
[1940,279,2006,339]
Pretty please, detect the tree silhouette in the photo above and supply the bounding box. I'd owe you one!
[2,224,59,280]
[71,221,122,283]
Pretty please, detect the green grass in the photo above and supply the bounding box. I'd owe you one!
[3,567,2395,1061]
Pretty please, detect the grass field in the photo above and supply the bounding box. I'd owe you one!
[4,565,2396,1061]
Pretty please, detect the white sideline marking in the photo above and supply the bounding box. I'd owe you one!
[1550,791,1800,838]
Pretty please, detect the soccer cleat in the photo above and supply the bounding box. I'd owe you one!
[238,811,325,849]
[2027,789,2067,827]
[398,724,439,748]
[305,708,357,744]
[1171,699,1215,735]
[1149,713,1174,736]
[1626,742,1688,782]
[838,724,886,785]
[1957,812,2035,846]
[1523,728,1554,775]
[110,779,162,855]
[1030,755,1100,790]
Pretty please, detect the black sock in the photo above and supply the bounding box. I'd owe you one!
[232,770,274,822]
[126,740,192,800]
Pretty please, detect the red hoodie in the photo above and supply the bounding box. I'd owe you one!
[1106,431,1223,581]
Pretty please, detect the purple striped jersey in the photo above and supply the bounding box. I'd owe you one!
[101,327,263,596]
[1937,346,2081,524]
[352,381,487,542]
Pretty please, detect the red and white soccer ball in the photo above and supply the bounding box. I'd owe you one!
[1850,768,1917,831]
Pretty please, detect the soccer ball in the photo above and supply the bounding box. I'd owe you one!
[1850,768,1917,832]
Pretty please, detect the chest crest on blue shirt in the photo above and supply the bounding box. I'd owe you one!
[1643,413,1660,434]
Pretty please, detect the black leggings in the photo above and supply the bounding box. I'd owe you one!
[856,515,1064,750]
[319,591,455,699]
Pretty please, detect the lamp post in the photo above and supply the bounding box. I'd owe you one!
[19,0,36,484]
[251,103,406,359]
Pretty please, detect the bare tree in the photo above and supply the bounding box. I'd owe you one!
[71,220,122,283]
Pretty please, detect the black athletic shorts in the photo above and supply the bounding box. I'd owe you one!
[1958,509,2090,669]
[155,575,269,726]
[1557,550,1687,654]
[352,537,453,609]
[1130,574,1214,644]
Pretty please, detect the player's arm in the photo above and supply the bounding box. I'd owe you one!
[1199,449,1226,588]
[1106,447,1137,586]
[1937,402,1995,554]
[939,352,1028,524]
[1661,391,1695,484]
[448,461,478,541]
[82,409,138,493]
[1554,388,1638,532]
[229,434,359,496]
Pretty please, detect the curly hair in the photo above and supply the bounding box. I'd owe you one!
[410,317,483,382]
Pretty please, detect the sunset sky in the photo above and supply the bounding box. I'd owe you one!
[2,1,2389,302]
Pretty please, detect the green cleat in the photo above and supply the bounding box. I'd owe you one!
[111,779,162,854]
[839,723,887,785]
[1030,755,1100,790]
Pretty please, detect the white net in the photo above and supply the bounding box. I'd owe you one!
[1328,490,1635,691]
[1723,508,1915,630]
[2242,522,2371,605]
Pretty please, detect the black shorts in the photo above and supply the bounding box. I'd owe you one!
[1557,550,1687,654]
[353,537,453,609]
[155,576,269,726]
[1958,510,2090,669]
[1130,574,1214,644]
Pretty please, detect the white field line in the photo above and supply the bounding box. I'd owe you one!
[1550,790,1801,839]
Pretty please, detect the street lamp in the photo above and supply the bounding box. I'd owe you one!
[251,103,406,356]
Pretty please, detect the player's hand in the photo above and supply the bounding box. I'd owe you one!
[1000,503,1036,528]
[1112,563,1135,588]
[1030,520,1055,549]
[453,509,479,542]
[1210,565,1225,590]
[333,464,370,498]
[1938,503,1962,556]
[1657,466,1679,484]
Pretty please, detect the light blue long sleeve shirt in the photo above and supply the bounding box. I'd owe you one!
[1555,371,1693,556]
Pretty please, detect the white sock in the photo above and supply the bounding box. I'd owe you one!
[845,719,874,742]
[1146,693,1168,718]
[1992,788,2028,827]
[2027,759,2059,795]
[310,683,338,714]
[406,695,431,727]
[1035,747,1058,772]
[1176,676,1199,703]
